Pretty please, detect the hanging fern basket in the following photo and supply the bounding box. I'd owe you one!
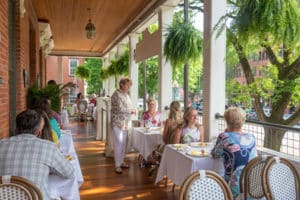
[164,22,202,68]
[75,65,91,80]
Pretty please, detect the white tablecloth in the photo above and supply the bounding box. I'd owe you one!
[61,109,69,129]
[131,127,164,159]
[155,144,224,186]
[48,130,84,200]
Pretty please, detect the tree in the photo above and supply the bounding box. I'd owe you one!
[138,57,159,98]
[164,0,203,108]
[84,58,103,95]
[215,0,300,150]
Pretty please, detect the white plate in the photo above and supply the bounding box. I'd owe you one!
[189,142,210,148]
[186,150,210,157]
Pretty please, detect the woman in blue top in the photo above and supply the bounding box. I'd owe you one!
[36,97,61,139]
[211,107,257,199]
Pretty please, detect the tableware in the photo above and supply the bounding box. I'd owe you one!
[189,142,210,148]
[65,155,73,161]
[186,150,210,157]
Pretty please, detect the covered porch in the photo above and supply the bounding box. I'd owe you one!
[1,0,300,199]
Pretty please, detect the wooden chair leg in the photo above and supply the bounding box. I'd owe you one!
[164,177,168,187]
[172,183,176,192]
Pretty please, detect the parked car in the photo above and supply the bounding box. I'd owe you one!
[192,101,203,114]
[246,109,258,120]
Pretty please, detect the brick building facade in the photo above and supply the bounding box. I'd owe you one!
[46,56,85,104]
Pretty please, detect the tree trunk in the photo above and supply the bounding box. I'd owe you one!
[263,127,286,151]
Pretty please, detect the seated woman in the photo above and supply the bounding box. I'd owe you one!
[173,107,204,144]
[142,99,161,127]
[35,109,59,146]
[211,107,257,199]
[36,97,62,140]
[162,101,182,144]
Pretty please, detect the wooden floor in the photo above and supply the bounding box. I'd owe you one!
[68,121,179,200]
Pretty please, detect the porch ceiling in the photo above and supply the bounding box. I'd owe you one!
[31,0,166,57]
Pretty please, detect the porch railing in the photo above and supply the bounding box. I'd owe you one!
[214,113,300,158]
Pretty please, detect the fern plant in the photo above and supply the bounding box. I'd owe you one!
[164,22,202,68]
[75,65,91,80]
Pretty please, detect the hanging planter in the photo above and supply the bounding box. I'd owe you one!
[164,22,202,68]
[100,69,109,80]
[114,50,129,75]
[75,65,91,80]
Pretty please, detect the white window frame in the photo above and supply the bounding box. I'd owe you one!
[69,58,79,76]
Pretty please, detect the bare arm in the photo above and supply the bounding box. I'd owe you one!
[173,127,182,144]
[199,125,204,142]
[162,119,170,144]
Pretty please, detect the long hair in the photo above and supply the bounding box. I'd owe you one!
[35,109,54,142]
[36,97,53,119]
[182,107,200,129]
[168,101,181,122]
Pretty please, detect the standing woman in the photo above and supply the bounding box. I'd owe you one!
[162,101,182,144]
[173,107,204,144]
[211,107,257,198]
[111,77,136,174]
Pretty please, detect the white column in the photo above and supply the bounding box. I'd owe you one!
[57,56,63,84]
[203,0,226,141]
[102,55,109,95]
[129,33,139,119]
[157,6,175,112]
[108,50,116,96]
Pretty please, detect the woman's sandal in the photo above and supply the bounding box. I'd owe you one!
[120,163,130,169]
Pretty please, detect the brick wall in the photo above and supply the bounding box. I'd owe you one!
[15,0,40,114]
[0,0,41,138]
[0,0,9,138]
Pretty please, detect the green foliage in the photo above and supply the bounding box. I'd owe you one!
[226,79,251,108]
[27,82,75,113]
[138,57,159,97]
[148,23,159,34]
[99,49,129,80]
[164,22,202,68]
[84,58,103,94]
[75,65,91,80]
[114,50,129,75]
[234,0,300,47]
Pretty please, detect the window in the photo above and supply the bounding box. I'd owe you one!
[69,88,77,103]
[69,58,79,76]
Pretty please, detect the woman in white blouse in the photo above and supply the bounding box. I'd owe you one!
[173,107,204,144]
[111,77,136,174]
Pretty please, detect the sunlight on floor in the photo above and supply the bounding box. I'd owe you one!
[80,184,125,195]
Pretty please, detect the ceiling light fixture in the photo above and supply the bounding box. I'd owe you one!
[85,8,96,39]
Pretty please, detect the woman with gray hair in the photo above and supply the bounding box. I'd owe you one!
[211,107,257,199]
[111,77,136,174]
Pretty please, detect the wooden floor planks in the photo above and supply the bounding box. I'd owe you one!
[68,121,179,200]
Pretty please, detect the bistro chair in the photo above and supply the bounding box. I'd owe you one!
[77,100,88,121]
[239,155,272,200]
[179,170,233,200]
[0,175,42,200]
[262,157,300,200]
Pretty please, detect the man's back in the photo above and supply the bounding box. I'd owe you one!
[0,134,74,200]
